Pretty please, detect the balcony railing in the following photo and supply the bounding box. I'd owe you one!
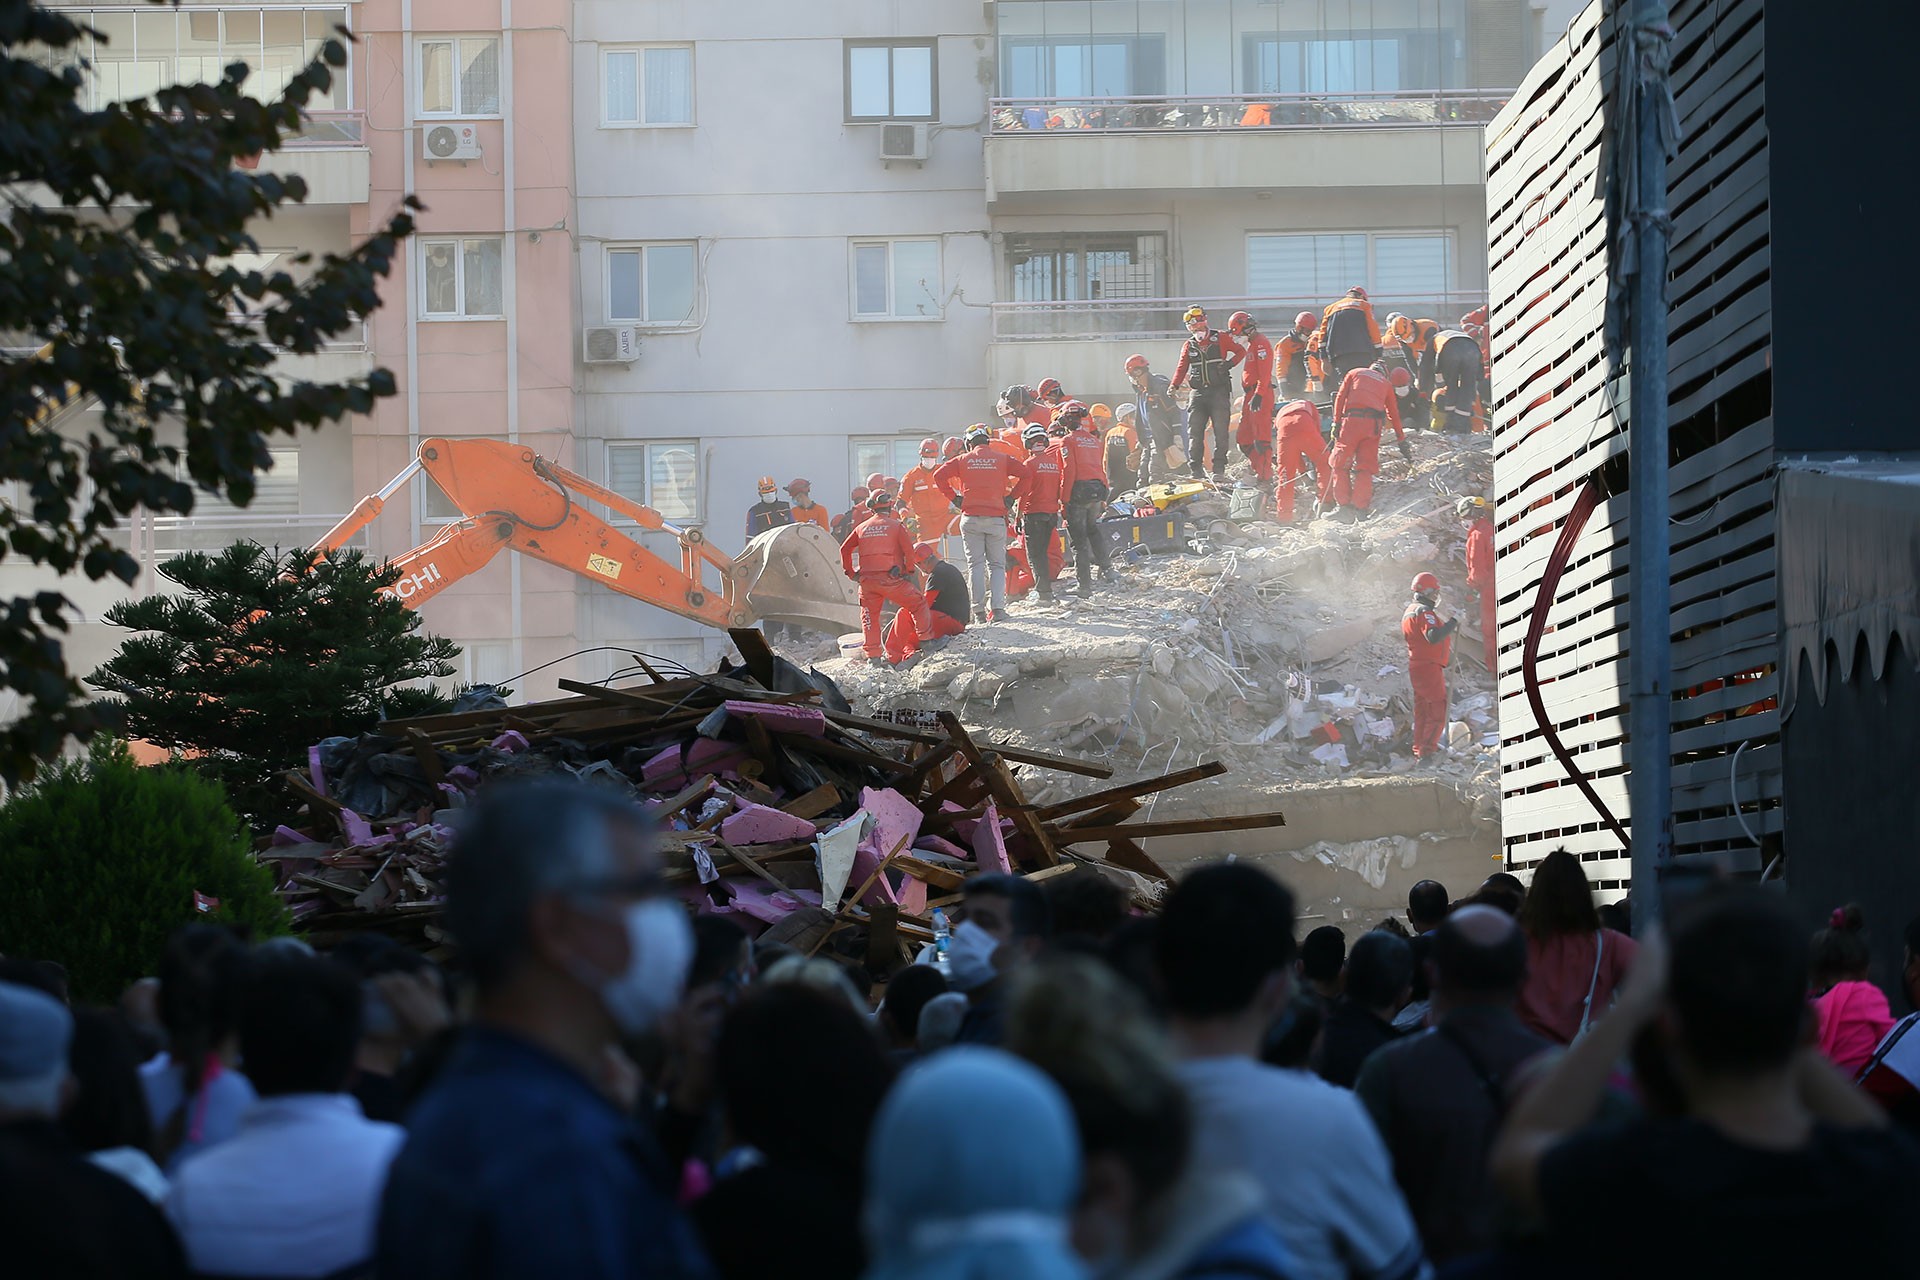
[990,90,1510,135]
[991,293,1489,342]
[283,109,365,147]
[130,512,365,559]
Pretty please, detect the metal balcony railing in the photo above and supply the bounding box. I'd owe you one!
[991,293,1489,342]
[989,90,1511,135]
[131,511,365,559]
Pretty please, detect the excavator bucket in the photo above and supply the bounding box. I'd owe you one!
[732,524,862,635]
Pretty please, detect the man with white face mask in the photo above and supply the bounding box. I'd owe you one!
[950,874,1053,1048]
[377,782,711,1280]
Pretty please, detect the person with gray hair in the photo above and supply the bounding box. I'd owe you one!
[0,981,187,1278]
[376,781,712,1280]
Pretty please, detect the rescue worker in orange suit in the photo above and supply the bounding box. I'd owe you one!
[1319,286,1384,386]
[1432,328,1491,433]
[1001,385,1052,434]
[1229,310,1277,486]
[1036,377,1067,410]
[1275,310,1320,401]
[1015,422,1067,602]
[1170,306,1244,484]
[1325,361,1410,520]
[785,479,830,530]
[831,486,870,542]
[898,438,953,542]
[1405,317,1443,397]
[933,423,1023,623]
[1461,497,1497,673]
[1403,572,1459,761]
[882,542,968,664]
[1273,398,1333,524]
[745,476,795,540]
[1058,400,1118,598]
[840,490,931,664]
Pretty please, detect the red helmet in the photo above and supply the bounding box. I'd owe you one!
[1389,367,1413,391]
[1051,399,1089,428]
[881,475,900,493]
[941,436,965,460]
[851,485,871,503]
[1347,286,1369,301]
[1037,377,1064,403]
[1124,353,1150,374]
[1294,310,1318,332]
[865,472,887,491]
[867,490,896,511]
[1411,572,1440,595]
[919,437,939,458]
[912,541,937,565]
[1227,310,1255,336]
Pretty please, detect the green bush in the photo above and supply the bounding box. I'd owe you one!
[0,739,288,1003]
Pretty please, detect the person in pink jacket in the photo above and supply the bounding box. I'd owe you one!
[1811,904,1895,1076]
[1514,849,1639,1045]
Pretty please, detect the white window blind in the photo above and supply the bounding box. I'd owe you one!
[608,441,700,522]
[1247,234,1366,298]
[1373,235,1453,297]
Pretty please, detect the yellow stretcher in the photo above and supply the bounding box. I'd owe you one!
[1129,481,1213,511]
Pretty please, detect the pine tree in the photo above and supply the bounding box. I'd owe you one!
[88,543,458,830]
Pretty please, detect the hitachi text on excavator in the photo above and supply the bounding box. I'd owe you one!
[312,438,861,635]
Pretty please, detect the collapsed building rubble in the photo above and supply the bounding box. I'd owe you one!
[256,633,1290,969]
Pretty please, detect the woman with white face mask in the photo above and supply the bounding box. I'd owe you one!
[1006,956,1294,1280]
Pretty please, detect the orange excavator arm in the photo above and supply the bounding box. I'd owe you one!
[314,438,859,634]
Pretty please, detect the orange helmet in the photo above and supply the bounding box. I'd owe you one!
[1227,310,1255,336]
[1037,377,1064,403]
[757,476,777,494]
[1090,402,1114,422]
[1294,310,1318,332]
[1347,286,1369,301]
[1125,353,1150,374]
[1388,314,1415,343]
[1411,572,1440,595]
[919,437,939,458]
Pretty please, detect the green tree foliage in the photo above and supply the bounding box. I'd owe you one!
[0,737,287,1002]
[88,543,458,829]
[0,2,418,783]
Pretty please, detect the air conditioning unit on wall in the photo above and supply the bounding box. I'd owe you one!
[422,123,481,163]
[583,326,641,364]
[879,123,929,165]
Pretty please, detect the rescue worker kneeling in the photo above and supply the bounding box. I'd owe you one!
[839,490,931,663]
[1273,399,1332,524]
[883,542,968,664]
[1325,361,1411,519]
[932,423,1023,623]
[1431,328,1489,433]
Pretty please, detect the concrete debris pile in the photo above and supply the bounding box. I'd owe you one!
[821,435,1501,825]
[257,632,1289,965]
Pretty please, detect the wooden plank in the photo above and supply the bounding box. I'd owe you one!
[772,731,912,777]
[781,783,841,821]
[899,739,962,795]
[976,752,1061,868]
[1104,837,1173,884]
[894,855,966,892]
[726,627,777,689]
[1033,761,1228,821]
[1054,812,1288,845]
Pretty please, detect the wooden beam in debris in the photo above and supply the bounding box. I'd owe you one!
[1052,811,1288,845]
[1034,761,1228,821]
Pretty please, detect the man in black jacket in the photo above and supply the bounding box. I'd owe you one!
[1314,929,1411,1088]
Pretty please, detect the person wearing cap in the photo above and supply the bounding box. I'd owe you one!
[840,491,932,661]
[1461,497,1496,673]
[933,424,1023,623]
[1403,572,1459,762]
[0,980,187,1277]
[882,542,969,663]
[784,479,829,531]
[744,477,795,541]
[831,486,870,543]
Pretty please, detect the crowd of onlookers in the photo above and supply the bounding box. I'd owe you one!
[4,778,1919,1278]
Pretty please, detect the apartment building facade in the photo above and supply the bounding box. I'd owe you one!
[13,0,1555,702]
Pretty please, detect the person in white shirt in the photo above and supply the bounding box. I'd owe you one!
[1155,863,1431,1280]
[165,954,404,1279]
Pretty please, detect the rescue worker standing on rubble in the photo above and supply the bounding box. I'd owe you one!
[1462,497,1497,674]
[1017,423,1067,602]
[1036,378,1067,411]
[1432,327,1492,433]
[1403,572,1459,762]
[745,477,794,540]
[840,490,931,664]
[785,479,830,530]
[1124,353,1178,488]
[1230,310,1277,487]
[1057,400,1118,599]
[1274,397,1333,524]
[1325,361,1410,520]
[882,542,968,663]
[898,439,953,544]
[1319,286,1384,385]
[1170,306,1243,484]
[831,486,870,542]
[1275,310,1320,401]
[933,424,1022,623]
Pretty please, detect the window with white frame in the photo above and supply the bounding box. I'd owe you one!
[417,35,500,117]
[35,8,351,111]
[602,45,693,126]
[188,447,301,516]
[607,244,697,326]
[845,39,936,121]
[850,239,941,321]
[420,237,504,320]
[850,438,926,490]
[607,441,700,524]
[420,474,461,523]
[453,639,515,689]
[1246,232,1452,301]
